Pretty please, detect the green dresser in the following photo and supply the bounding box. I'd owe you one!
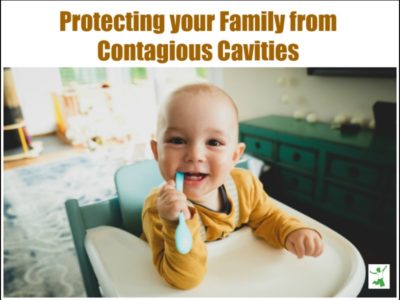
[239,115,396,230]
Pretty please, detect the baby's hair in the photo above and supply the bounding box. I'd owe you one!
[167,83,239,118]
[156,83,239,139]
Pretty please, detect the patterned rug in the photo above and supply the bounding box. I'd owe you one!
[3,149,128,297]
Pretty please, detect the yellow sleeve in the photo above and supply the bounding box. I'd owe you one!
[141,189,207,290]
[234,169,306,248]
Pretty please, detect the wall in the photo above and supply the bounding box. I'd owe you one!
[222,68,397,125]
[12,68,62,135]
[10,68,208,137]
[10,68,397,136]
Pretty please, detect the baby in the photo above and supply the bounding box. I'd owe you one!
[141,83,323,290]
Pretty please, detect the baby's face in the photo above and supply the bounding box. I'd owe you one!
[152,93,244,202]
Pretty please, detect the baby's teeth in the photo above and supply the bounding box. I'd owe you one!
[186,173,204,180]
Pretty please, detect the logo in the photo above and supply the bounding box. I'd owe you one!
[368,264,390,289]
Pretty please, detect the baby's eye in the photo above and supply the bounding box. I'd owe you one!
[168,137,185,145]
[207,139,223,147]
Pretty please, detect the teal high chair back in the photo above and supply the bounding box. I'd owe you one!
[114,160,164,237]
[65,159,163,297]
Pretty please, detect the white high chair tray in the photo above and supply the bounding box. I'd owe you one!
[85,199,365,297]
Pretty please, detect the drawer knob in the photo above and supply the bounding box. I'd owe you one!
[255,142,261,149]
[292,152,301,161]
[348,166,359,178]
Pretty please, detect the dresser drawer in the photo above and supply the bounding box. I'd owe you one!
[278,145,316,171]
[280,170,314,195]
[325,184,373,221]
[243,136,273,159]
[329,157,379,187]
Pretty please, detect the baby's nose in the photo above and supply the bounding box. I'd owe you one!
[185,144,205,162]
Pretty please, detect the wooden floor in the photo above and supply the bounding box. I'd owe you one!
[3,133,146,171]
[3,134,85,171]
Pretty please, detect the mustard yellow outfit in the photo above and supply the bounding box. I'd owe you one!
[141,168,307,290]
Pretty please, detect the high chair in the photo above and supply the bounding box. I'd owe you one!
[65,159,366,297]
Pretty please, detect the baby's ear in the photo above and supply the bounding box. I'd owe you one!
[232,142,246,163]
[150,139,159,161]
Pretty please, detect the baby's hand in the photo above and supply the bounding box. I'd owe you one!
[157,180,191,221]
[285,229,323,258]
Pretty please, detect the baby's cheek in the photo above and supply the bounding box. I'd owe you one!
[159,154,179,176]
[215,153,234,167]
[158,163,173,181]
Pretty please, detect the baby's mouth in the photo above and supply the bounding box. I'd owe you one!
[184,172,208,181]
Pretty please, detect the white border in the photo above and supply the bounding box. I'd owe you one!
[1,0,399,67]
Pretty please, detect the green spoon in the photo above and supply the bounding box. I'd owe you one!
[175,172,192,254]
